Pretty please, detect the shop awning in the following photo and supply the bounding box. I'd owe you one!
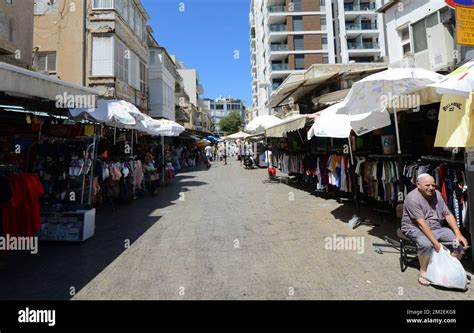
[265,114,308,138]
[268,64,387,108]
[312,89,351,106]
[0,62,99,108]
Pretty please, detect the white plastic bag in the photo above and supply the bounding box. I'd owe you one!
[425,248,468,290]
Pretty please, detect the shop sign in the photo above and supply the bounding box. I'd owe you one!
[446,0,474,8]
[456,5,474,46]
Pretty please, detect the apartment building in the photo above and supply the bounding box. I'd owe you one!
[148,32,180,121]
[171,55,211,133]
[33,0,150,112]
[335,0,386,64]
[250,0,386,116]
[377,0,472,71]
[0,0,34,68]
[204,97,245,133]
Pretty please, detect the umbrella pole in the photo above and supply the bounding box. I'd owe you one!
[161,135,165,186]
[393,109,404,201]
[394,109,402,155]
[347,136,360,217]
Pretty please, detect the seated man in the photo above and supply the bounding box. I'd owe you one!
[401,173,468,286]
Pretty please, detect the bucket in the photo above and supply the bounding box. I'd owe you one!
[381,135,395,155]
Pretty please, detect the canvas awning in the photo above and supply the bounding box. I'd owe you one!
[268,64,387,108]
[0,62,98,108]
[265,114,308,138]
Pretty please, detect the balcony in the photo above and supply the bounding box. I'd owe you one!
[268,5,286,13]
[347,41,379,49]
[346,22,378,30]
[344,3,376,11]
[271,63,289,71]
[270,44,289,51]
[269,24,288,32]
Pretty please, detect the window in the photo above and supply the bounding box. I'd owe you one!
[139,61,146,93]
[322,55,329,64]
[92,36,113,76]
[322,37,328,45]
[400,27,409,42]
[135,8,141,37]
[293,0,301,11]
[426,12,439,28]
[34,52,57,73]
[320,17,327,27]
[295,54,304,70]
[293,35,304,50]
[412,19,427,53]
[5,0,13,5]
[93,0,113,9]
[34,0,59,15]
[293,16,303,31]
[403,43,411,55]
[149,50,156,65]
[114,37,129,81]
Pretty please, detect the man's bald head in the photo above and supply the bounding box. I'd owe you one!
[416,173,436,199]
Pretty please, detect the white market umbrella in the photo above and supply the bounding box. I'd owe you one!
[153,119,185,137]
[430,59,474,98]
[307,102,391,140]
[340,68,445,154]
[225,131,251,140]
[70,99,136,128]
[245,115,283,133]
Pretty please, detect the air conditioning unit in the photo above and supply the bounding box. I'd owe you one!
[426,23,455,71]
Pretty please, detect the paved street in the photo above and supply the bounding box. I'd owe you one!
[0,159,472,300]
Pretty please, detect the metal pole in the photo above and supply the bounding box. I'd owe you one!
[348,136,360,217]
[161,135,165,186]
[87,132,98,206]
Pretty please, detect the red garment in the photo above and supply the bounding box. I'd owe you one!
[1,174,43,237]
[438,164,447,203]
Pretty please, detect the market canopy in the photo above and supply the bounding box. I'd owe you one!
[0,62,99,108]
[430,59,474,98]
[265,114,308,138]
[70,99,136,128]
[339,67,445,117]
[224,131,250,140]
[152,118,185,136]
[245,114,283,133]
[307,102,391,140]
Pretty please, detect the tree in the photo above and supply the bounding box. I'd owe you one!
[219,111,242,135]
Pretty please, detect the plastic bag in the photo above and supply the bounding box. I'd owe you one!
[425,247,468,290]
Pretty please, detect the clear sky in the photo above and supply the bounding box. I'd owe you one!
[141,0,252,107]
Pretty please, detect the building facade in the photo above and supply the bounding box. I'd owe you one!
[250,0,386,116]
[148,32,180,121]
[171,55,211,133]
[0,0,34,68]
[377,0,463,72]
[204,97,245,134]
[33,0,150,112]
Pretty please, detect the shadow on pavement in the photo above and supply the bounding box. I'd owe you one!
[0,164,209,300]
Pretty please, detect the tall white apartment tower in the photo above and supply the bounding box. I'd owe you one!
[250,0,386,116]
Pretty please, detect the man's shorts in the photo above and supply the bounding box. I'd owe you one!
[405,227,465,256]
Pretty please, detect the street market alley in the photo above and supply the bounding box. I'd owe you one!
[0,159,472,300]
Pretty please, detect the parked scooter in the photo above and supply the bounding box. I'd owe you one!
[243,154,256,169]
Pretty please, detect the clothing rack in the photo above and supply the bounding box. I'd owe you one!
[420,155,465,165]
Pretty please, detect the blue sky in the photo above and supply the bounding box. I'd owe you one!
[141,0,252,107]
